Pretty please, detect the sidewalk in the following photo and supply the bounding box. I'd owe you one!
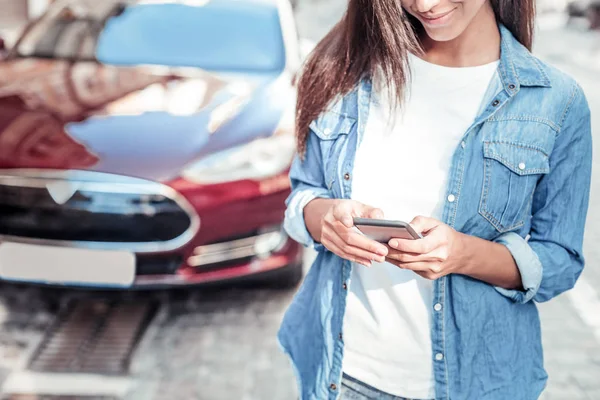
[535,15,600,400]
[539,296,600,399]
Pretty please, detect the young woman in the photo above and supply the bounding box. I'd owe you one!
[278,0,593,399]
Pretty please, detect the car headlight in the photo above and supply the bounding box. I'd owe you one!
[181,119,296,184]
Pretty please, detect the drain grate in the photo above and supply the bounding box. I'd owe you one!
[29,300,156,375]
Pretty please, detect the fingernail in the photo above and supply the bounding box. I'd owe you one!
[377,256,385,263]
[390,240,398,248]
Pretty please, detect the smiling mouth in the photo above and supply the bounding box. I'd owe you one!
[419,8,456,24]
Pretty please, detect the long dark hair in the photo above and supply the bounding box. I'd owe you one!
[295,0,536,157]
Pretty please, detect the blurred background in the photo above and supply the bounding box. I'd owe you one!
[0,0,598,399]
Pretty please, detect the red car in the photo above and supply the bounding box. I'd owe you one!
[0,0,304,288]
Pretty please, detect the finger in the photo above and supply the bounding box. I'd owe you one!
[414,270,442,281]
[388,236,437,254]
[402,262,444,276]
[342,228,389,257]
[385,248,429,263]
[386,245,448,263]
[389,225,447,253]
[323,237,373,267]
[409,215,441,235]
[325,228,387,262]
[387,260,432,272]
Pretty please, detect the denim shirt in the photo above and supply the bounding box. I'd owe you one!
[278,25,592,400]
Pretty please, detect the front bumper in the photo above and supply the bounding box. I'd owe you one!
[134,234,302,287]
[0,169,300,289]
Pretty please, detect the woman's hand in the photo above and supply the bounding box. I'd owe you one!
[385,216,466,280]
[319,200,389,267]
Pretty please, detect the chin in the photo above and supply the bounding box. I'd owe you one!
[423,25,465,42]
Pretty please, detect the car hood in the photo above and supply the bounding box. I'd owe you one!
[0,58,293,182]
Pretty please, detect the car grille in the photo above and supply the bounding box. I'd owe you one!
[0,170,199,252]
[136,253,183,275]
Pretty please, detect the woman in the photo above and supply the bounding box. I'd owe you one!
[278,0,593,399]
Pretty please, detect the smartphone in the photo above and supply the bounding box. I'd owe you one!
[353,217,423,243]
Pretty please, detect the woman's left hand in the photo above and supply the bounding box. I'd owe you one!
[386,216,466,280]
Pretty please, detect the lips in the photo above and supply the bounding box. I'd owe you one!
[418,8,456,25]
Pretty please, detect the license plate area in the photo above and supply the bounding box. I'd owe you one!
[0,242,135,287]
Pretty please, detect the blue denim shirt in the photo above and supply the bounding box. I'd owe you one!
[278,26,592,400]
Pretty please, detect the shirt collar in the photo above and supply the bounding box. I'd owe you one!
[498,24,552,91]
[358,24,552,100]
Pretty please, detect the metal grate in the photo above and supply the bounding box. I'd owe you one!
[29,300,156,375]
[0,185,192,243]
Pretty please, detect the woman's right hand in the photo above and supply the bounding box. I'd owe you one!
[306,199,389,266]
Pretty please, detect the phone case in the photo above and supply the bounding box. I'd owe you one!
[353,218,422,242]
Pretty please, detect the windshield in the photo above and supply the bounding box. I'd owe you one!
[15,1,287,74]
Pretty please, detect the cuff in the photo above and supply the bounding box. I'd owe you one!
[493,232,543,303]
[283,188,331,251]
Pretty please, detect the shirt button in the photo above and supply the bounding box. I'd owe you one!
[518,162,526,170]
[434,303,442,312]
[508,84,516,90]
[330,383,337,391]
[344,173,351,180]
[343,282,348,290]
[435,353,444,361]
[339,333,343,340]
[323,128,332,136]
[461,141,466,149]
[447,194,456,203]
[492,99,500,107]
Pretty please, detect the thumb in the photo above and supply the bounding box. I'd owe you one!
[333,203,355,228]
[365,207,384,219]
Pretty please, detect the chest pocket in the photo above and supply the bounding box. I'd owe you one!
[479,141,550,233]
[310,115,357,196]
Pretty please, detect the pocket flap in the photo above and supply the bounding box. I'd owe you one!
[483,141,550,175]
[309,114,357,140]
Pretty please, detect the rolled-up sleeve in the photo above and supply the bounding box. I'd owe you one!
[494,84,592,303]
[283,129,330,250]
[494,232,543,303]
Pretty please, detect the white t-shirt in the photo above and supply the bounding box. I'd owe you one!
[342,54,499,399]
